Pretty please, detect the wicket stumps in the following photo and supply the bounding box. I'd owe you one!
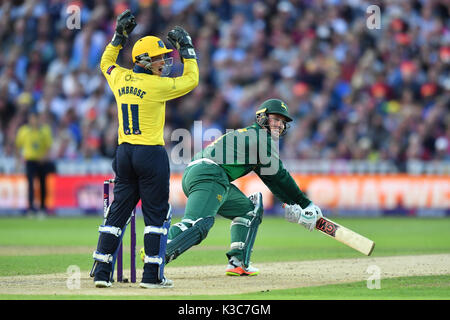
[104,179,137,283]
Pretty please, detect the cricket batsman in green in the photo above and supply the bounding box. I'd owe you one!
[160,99,323,276]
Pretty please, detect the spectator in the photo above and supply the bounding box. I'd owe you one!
[0,0,448,173]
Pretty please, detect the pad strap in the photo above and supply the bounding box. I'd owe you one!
[181,218,203,225]
[172,222,188,232]
[230,242,245,250]
[144,255,163,265]
[99,225,122,237]
[144,226,168,235]
[92,251,114,263]
[231,217,251,228]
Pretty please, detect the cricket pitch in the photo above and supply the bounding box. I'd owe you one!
[0,254,449,297]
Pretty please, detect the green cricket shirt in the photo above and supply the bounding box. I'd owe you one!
[192,123,311,208]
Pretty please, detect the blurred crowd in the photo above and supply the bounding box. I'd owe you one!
[0,0,449,170]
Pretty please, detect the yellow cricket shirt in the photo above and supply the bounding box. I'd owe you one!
[100,43,199,146]
[15,124,52,161]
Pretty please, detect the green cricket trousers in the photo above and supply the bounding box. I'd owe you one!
[168,159,257,261]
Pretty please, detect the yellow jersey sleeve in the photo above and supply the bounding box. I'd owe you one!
[100,43,127,87]
[145,58,199,102]
[100,43,199,146]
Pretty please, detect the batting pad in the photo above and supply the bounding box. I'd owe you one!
[165,216,215,263]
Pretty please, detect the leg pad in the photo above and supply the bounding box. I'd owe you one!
[165,216,215,263]
[227,192,264,268]
[143,206,172,282]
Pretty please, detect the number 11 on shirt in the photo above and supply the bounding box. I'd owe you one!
[121,103,141,135]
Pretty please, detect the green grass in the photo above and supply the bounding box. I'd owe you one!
[177,275,450,300]
[0,217,98,246]
[1,216,450,275]
[1,275,448,300]
[0,216,449,299]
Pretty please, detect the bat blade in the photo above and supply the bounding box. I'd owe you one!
[315,217,375,256]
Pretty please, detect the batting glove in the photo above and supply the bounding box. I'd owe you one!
[284,203,322,232]
[284,204,302,224]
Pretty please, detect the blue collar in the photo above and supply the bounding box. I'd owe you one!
[133,64,152,75]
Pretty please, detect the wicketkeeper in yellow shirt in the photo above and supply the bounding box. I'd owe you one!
[91,10,199,288]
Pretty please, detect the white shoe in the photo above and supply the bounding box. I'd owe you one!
[95,280,112,288]
[139,278,173,289]
[226,257,259,276]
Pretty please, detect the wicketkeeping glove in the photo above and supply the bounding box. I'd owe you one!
[111,9,137,47]
[167,26,196,62]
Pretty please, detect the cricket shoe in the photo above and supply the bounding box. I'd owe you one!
[94,280,112,288]
[139,277,174,289]
[225,257,259,276]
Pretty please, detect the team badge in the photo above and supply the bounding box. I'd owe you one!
[158,40,164,48]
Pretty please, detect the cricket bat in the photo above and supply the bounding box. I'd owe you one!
[315,217,375,256]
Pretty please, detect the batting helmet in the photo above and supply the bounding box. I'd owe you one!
[255,99,292,136]
[256,99,293,122]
